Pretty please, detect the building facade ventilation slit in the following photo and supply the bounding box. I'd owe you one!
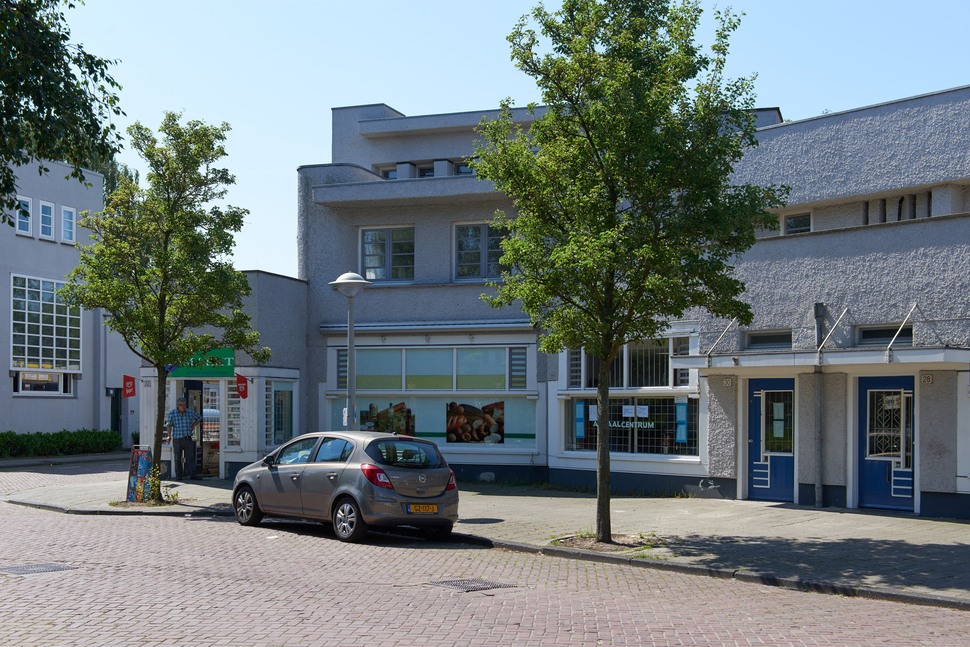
[428,578,515,592]
[0,563,77,575]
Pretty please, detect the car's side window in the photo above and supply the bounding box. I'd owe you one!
[277,438,317,465]
[315,438,352,462]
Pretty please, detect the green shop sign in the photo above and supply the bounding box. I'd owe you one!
[169,348,235,378]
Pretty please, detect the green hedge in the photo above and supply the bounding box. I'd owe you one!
[0,429,123,459]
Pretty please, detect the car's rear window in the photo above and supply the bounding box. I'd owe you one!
[366,440,442,469]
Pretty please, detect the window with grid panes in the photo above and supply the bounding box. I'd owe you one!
[567,397,698,456]
[629,341,669,387]
[39,202,54,239]
[226,383,242,446]
[11,275,81,371]
[455,224,507,279]
[264,381,294,446]
[16,196,30,234]
[361,228,414,281]
[62,207,76,243]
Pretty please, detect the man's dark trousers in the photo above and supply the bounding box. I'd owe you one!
[173,436,197,479]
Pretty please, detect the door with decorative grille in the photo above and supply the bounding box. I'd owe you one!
[858,376,914,511]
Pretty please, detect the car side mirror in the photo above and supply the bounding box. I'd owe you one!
[262,455,275,467]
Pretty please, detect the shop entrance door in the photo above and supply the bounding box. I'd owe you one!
[182,381,205,478]
[200,382,222,478]
[858,376,914,511]
[747,378,795,502]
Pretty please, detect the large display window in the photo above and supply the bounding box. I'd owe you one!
[566,397,698,456]
[329,396,536,447]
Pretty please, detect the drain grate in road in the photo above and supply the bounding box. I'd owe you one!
[0,563,77,575]
[428,578,516,592]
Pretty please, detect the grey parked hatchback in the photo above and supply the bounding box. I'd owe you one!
[232,431,458,542]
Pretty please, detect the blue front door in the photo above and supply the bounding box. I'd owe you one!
[748,378,795,502]
[858,376,914,511]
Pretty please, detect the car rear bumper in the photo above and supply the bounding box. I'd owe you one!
[359,490,459,527]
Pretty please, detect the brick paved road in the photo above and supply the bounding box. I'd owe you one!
[1,463,969,646]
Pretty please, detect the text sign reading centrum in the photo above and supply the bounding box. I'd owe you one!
[169,348,235,378]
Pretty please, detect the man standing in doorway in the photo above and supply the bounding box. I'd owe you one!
[166,397,202,480]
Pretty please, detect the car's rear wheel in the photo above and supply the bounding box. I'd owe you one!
[422,523,453,541]
[233,486,263,526]
[333,497,368,543]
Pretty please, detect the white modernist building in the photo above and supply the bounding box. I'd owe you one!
[2,162,140,439]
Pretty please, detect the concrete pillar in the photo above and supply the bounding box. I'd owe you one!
[433,159,454,177]
[931,184,964,217]
[397,162,416,179]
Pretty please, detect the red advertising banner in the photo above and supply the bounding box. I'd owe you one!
[122,375,136,398]
[235,373,249,399]
[126,446,151,502]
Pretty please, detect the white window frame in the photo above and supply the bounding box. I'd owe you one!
[783,212,812,235]
[569,339,692,391]
[12,371,75,397]
[15,196,31,236]
[39,201,55,240]
[344,346,529,392]
[454,222,507,281]
[10,273,83,372]
[857,324,913,347]
[61,205,76,244]
[360,226,415,283]
[746,330,793,350]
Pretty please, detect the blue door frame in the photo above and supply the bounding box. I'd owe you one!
[748,378,795,502]
[858,376,914,511]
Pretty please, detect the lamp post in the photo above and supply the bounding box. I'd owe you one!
[329,272,371,430]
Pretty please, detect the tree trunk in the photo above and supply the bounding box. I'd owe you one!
[595,356,612,543]
[150,369,168,503]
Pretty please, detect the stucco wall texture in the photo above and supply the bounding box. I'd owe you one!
[706,376,738,479]
[734,87,970,206]
[919,370,958,494]
[698,214,970,352]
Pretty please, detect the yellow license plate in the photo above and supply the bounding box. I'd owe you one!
[408,504,438,514]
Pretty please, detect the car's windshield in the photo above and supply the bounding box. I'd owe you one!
[366,439,441,469]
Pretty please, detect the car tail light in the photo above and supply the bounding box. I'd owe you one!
[445,469,457,491]
[361,464,394,490]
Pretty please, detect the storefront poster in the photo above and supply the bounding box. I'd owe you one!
[359,401,414,436]
[575,401,585,439]
[446,400,504,443]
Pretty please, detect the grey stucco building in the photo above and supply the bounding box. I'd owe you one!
[3,162,140,439]
[674,86,970,519]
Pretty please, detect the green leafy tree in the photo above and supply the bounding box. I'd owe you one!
[1,0,123,223]
[62,112,270,501]
[473,0,788,542]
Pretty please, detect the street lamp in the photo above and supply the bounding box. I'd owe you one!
[329,272,371,430]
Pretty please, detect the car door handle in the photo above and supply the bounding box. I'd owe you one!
[327,472,338,479]
[290,472,300,480]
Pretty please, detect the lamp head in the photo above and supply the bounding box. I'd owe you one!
[329,272,372,298]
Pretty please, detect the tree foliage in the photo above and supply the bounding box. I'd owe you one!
[62,112,270,500]
[472,0,788,541]
[0,0,123,224]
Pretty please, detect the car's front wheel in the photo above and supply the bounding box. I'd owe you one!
[233,485,263,526]
[333,497,368,543]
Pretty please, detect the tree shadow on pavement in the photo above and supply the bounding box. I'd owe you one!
[667,533,970,594]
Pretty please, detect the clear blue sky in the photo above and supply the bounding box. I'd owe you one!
[67,0,970,278]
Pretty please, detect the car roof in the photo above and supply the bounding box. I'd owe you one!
[296,431,436,444]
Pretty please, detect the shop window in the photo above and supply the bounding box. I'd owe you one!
[62,206,76,243]
[361,227,414,281]
[357,349,402,389]
[265,381,294,447]
[12,371,74,396]
[746,331,792,350]
[406,348,453,389]
[11,274,81,371]
[672,337,691,386]
[16,196,30,235]
[226,382,242,446]
[457,347,506,389]
[566,397,698,456]
[455,224,507,280]
[585,353,623,389]
[39,201,54,240]
[858,325,912,347]
[629,341,669,387]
